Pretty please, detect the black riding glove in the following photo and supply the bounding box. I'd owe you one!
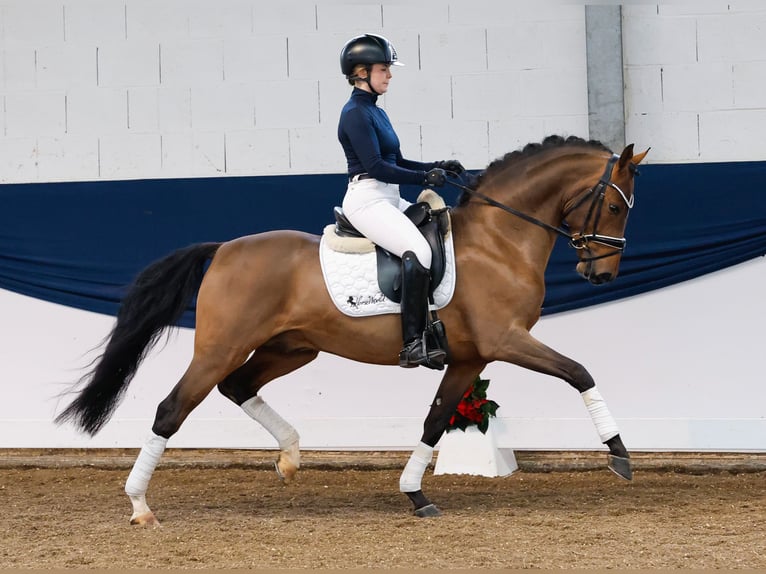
[435,160,465,175]
[424,168,446,187]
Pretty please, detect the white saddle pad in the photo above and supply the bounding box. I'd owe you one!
[319,229,457,317]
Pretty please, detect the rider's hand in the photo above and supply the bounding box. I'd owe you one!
[435,160,465,175]
[425,168,446,187]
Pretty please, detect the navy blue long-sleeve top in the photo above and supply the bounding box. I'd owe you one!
[338,88,436,185]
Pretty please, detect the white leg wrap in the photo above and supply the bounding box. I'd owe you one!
[128,494,152,519]
[241,395,299,448]
[581,387,620,442]
[125,432,168,497]
[399,442,434,493]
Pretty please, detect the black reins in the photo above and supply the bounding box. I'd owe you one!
[444,153,634,261]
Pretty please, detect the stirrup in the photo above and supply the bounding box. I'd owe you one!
[399,337,446,371]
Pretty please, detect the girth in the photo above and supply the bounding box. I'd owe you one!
[333,202,450,303]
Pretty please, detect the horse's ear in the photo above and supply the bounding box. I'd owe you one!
[632,147,650,165]
[617,143,635,170]
[618,144,650,171]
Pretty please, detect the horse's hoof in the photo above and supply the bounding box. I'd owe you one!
[274,459,298,485]
[275,442,300,484]
[274,460,286,481]
[413,503,441,518]
[130,511,160,527]
[608,454,633,481]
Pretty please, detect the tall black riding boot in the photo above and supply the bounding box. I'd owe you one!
[398,251,446,370]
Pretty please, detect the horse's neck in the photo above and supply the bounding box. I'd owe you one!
[513,154,594,209]
[451,191,557,266]
[452,154,598,259]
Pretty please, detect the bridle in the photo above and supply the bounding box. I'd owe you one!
[445,153,635,262]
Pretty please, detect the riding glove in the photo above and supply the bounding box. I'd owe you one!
[435,160,465,175]
[424,168,447,187]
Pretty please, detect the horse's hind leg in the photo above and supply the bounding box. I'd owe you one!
[217,342,319,484]
[125,348,249,526]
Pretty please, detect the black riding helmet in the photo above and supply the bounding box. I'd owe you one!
[340,34,403,81]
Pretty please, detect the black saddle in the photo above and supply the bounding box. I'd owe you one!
[332,202,450,303]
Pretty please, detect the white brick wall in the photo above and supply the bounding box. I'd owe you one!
[700,110,766,160]
[253,2,316,35]
[5,91,65,136]
[160,39,224,86]
[99,132,161,178]
[161,131,225,177]
[38,44,97,89]
[2,0,64,46]
[191,84,255,129]
[98,42,159,87]
[225,128,289,174]
[66,87,127,134]
[1,1,764,182]
[224,36,288,83]
[64,0,125,43]
[623,3,766,163]
[37,134,99,181]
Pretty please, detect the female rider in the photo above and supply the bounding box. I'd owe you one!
[337,34,464,370]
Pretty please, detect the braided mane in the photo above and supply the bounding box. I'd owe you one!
[459,135,611,205]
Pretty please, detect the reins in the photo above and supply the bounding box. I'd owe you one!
[443,153,633,260]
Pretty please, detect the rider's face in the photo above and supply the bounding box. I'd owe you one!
[364,63,392,94]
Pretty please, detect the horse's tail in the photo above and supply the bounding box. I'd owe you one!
[55,242,222,436]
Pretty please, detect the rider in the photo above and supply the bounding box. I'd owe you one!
[338,33,465,370]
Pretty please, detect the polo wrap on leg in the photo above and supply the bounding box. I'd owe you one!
[581,387,619,442]
[399,441,434,493]
[241,395,299,448]
[125,431,168,497]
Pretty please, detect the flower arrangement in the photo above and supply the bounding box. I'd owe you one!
[446,375,500,434]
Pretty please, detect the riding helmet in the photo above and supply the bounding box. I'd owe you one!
[339,34,403,77]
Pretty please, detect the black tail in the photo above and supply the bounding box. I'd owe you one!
[55,242,222,435]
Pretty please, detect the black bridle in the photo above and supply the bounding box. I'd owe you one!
[445,154,634,262]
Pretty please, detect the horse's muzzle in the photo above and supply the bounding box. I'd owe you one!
[588,272,614,285]
[577,261,614,285]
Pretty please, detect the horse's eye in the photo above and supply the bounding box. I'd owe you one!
[608,204,620,215]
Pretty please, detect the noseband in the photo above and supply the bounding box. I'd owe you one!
[447,153,634,262]
[561,153,634,262]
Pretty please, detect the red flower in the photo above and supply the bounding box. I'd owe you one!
[445,376,500,434]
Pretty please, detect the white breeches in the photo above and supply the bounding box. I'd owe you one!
[342,178,432,269]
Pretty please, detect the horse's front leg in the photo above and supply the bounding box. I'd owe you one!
[498,328,632,480]
[584,388,632,480]
[400,362,486,517]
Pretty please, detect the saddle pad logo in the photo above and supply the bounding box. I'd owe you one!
[319,233,457,317]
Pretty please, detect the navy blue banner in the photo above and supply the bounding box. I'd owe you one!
[1,162,764,326]
[543,161,766,313]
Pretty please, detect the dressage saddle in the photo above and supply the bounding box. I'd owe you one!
[332,202,450,303]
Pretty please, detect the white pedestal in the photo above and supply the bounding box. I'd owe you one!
[433,424,518,477]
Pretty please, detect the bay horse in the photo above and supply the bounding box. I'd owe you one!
[56,135,649,525]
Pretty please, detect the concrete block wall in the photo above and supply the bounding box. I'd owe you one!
[1,2,765,182]
[0,0,587,183]
[623,2,766,163]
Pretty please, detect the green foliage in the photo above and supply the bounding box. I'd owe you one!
[445,375,500,435]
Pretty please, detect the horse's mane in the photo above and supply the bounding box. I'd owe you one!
[458,135,611,206]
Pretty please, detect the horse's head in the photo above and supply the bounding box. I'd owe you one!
[565,144,649,285]
[454,136,649,286]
